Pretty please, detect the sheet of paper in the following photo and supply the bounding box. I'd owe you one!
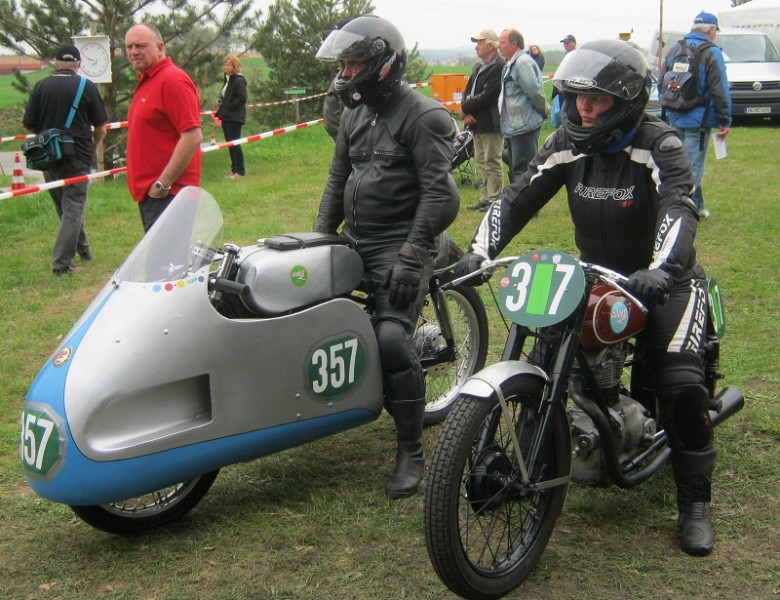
[713,135,727,160]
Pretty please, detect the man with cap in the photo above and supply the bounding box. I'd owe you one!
[461,29,504,212]
[497,28,547,184]
[659,11,731,219]
[552,35,577,105]
[23,44,108,276]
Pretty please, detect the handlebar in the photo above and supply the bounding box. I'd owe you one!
[208,276,250,298]
[442,255,659,310]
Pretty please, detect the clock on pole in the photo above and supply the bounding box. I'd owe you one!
[73,35,112,83]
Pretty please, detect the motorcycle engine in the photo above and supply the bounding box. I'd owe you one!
[568,344,657,486]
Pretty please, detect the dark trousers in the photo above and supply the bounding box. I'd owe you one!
[221,120,245,175]
[139,194,176,233]
[44,158,91,270]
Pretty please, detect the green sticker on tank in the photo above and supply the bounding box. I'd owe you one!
[497,251,586,327]
[290,265,308,287]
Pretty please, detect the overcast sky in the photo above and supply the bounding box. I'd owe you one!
[264,0,737,50]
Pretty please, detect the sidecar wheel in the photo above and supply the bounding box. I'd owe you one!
[417,284,488,426]
[424,377,570,599]
[70,470,219,534]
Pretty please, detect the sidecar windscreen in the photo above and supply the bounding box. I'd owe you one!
[115,187,224,283]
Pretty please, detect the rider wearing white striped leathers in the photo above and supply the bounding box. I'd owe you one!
[457,39,717,557]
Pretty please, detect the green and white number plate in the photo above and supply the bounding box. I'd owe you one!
[20,403,65,480]
[497,251,586,327]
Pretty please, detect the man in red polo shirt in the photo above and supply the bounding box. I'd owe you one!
[124,23,203,232]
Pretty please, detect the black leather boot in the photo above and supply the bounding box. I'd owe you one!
[671,446,716,556]
[385,398,425,499]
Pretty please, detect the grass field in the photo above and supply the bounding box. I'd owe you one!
[0,113,779,599]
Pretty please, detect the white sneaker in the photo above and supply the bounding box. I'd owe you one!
[698,209,711,219]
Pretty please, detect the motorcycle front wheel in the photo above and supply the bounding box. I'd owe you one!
[69,470,219,534]
[416,284,488,426]
[424,377,570,600]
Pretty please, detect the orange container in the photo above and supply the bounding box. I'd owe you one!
[430,73,469,111]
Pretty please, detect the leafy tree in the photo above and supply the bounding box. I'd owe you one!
[0,0,256,162]
[251,0,430,127]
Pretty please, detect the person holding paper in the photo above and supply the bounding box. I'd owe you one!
[659,11,731,219]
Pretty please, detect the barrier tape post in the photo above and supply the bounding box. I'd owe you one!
[11,153,25,190]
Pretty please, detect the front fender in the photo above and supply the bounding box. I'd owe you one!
[460,361,549,399]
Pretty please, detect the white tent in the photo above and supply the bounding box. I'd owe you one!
[719,0,780,49]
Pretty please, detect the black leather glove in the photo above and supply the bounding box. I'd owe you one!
[387,242,432,309]
[454,252,487,287]
[626,268,672,305]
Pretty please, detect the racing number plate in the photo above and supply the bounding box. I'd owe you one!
[20,403,65,480]
[497,251,586,327]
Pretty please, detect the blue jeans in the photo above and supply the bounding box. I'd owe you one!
[673,126,711,211]
[505,128,541,184]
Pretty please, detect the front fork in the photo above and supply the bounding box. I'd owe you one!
[419,275,457,367]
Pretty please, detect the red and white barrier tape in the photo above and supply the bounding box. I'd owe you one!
[2,83,434,143]
[200,118,324,153]
[1,118,324,201]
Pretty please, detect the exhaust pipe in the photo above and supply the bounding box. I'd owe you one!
[710,386,745,426]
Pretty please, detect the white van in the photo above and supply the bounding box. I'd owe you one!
[650,27,780,121]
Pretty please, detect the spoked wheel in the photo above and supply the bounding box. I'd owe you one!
[424,377,570,599]
[70,470,219,534]
[416,284,488,426]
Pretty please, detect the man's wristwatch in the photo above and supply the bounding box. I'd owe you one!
[154,180,171,192]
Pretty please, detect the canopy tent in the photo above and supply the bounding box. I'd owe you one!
[719,0,780,49]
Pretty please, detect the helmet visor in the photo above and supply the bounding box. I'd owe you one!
[553,47,646,100]
[317,29,382,61]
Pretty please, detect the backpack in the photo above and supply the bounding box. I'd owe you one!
[659,39,714,112]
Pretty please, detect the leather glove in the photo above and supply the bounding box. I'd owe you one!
[626,268,672,305]
[454,252,487,287]
[386,242,432,309]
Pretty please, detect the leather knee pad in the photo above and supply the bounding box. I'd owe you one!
[654,353,712,451]
[375,318,424,400]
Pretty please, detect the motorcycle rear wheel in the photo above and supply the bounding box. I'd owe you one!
[424,377,569,599]
[417,284,488,426]
[70,470,219,534]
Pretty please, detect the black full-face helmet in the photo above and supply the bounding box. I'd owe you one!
[552,39,652,154]
[316,15,407,108]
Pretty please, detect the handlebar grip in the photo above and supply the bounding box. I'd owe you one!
[208,276,250,298]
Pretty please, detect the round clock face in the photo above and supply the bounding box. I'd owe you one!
[80,42,110,77]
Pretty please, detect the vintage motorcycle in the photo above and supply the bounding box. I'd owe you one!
[19,186,487,534]
[423,250,744,600]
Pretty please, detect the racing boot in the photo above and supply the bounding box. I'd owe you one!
[671,446,716,556]
[385,398,425,499]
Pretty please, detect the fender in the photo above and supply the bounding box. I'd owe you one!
[459,361,549,399]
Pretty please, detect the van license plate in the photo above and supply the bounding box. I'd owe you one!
[745,107,771,114]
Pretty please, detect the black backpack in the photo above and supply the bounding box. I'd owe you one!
[659,39,715,112]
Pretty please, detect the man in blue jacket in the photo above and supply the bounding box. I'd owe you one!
[660,11,731,219]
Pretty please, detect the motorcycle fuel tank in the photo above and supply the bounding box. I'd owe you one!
[580,283,647,349]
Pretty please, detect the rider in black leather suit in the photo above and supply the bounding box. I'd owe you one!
[315,15,460,499]
[457,39,717,556]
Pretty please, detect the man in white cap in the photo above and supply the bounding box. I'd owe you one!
[461,29,504,211]
[659,11,730,220]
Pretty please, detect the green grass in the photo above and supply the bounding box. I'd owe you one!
[1,119,779,599]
